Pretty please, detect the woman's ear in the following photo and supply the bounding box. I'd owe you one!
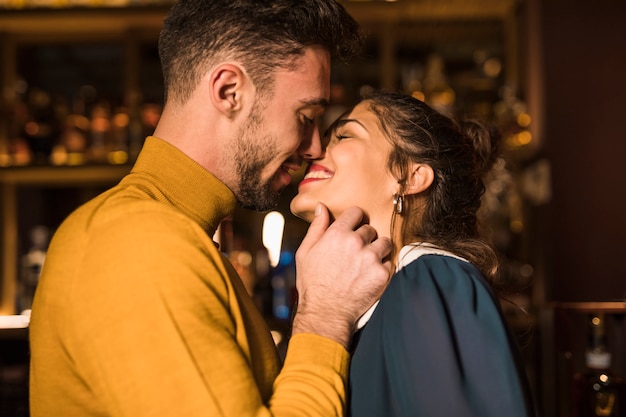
[404,163,434,196]
[208,63,246,117]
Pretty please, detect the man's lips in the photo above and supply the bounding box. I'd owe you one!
[276,162,301,187]
[299,164,333,187]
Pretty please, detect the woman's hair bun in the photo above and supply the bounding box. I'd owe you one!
[460,119,502,176]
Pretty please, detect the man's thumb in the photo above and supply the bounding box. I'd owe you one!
[298,203,330,254]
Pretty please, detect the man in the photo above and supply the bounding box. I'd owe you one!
[29,1,392,416]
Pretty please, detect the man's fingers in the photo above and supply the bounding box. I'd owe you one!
[329,206,365,231]
[370,236,393,260]
[354,224,378,244]
[293,205,394,347]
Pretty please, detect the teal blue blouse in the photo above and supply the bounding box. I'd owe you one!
[349,250,535,416]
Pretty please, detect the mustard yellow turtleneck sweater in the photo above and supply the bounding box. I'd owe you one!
[30,137,349,417]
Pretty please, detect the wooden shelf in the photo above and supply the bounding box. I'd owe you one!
[0,6,168,39]
[342,0,518,23]
[0,164,131,186]
[549,301,626,314]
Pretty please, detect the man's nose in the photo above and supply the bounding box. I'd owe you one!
[298,123,323,160]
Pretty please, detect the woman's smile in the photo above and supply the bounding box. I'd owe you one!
[298,163,334,188]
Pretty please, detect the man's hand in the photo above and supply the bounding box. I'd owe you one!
[292,203,393,349]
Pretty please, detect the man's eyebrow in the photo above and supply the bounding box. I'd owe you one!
[300,97,330,108]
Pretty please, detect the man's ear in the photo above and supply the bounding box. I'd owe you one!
[404,163,434,196]
[209,63,246,116]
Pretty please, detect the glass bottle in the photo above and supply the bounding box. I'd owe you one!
[18,225,50,314]
[573,314,625,417]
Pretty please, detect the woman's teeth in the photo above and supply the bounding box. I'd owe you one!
[304,170,332,180]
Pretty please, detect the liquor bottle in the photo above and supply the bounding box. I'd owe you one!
[51,94,89,166]
[88,102,111,163]
[18,225,50,314]
[22,88,59,165]
[573,314,625,417]
[109,106,130,165]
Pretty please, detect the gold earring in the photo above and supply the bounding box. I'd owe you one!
[393,193,404,215]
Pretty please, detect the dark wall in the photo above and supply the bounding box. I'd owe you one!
[541,0,626,301]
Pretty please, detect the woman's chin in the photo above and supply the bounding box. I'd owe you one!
[290,199,315,223]
[294,210,314,223]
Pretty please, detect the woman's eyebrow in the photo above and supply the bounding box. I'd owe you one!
[335,118,368,132]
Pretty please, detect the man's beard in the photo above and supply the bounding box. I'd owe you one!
[234,108,284,211]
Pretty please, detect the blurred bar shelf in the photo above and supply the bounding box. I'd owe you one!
[0,164,131,185]
[549,301,626,314]
[0,6,168,38]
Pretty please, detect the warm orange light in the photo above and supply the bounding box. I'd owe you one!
[517,131,532,145]
[517,112,532,127]
[510,220,524,233]
[411,91,425,102]
[107,150,128,165]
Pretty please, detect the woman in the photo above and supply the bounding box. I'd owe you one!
[290,90,535,416]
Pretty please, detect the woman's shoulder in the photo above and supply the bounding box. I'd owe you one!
[385,243,497,312]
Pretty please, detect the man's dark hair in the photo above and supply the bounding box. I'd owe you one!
[159,0,364,105]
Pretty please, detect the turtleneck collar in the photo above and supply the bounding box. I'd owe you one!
[126,136,237,237]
